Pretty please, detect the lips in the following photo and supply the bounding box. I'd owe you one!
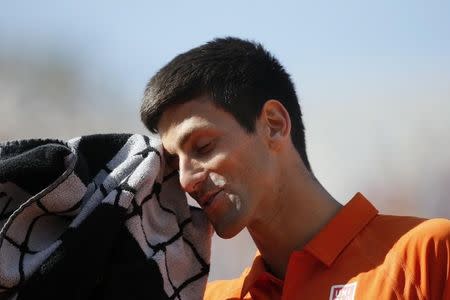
[200,190,222,207]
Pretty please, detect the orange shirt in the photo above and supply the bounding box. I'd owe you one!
[205,193,450,300]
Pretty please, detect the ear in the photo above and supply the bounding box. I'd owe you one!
[259,100,291,150]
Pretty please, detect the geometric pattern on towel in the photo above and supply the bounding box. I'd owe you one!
[0,134,212,300]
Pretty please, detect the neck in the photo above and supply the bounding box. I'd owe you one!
[247,160,342,279]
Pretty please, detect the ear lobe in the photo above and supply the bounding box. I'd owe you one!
[260,99,291,145]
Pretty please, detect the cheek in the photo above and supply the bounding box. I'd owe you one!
[206,136,269,184]
[209,172,226,187]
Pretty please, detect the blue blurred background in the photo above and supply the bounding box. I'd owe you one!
[1,0,449,280]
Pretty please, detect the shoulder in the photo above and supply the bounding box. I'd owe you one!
[204,278,245,300]
[204,279,241,300]
[394,218,450,297]
[204,268,251,300]
[417,218,450,236]
[366,216,450,297]
[397,218,450,249]
[364,215,450,273]
[370,216,450,253]
[370,215,450,244]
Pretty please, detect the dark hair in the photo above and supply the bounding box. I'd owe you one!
[140,37,311,171]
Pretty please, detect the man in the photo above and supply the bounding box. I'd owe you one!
[140,37,450,299]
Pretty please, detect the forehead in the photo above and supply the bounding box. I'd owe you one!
[158,97,219,133]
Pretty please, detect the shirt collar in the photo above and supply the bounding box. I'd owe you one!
[240,192,378,297]
[241,253,282,299]
[303,192,378,266]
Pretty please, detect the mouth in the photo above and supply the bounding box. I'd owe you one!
[200,190,223,208]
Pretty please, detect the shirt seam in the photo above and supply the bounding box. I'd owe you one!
[352,235,402,299]
[390,244,426,300]
[362,226,426,300]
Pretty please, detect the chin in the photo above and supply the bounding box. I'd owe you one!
[213,222,245,239]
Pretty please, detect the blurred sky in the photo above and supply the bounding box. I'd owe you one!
[1,0,450,280]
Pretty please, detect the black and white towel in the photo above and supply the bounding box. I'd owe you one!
[0,134,212,300]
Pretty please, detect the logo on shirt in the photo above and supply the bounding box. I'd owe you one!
[329,282,357,300]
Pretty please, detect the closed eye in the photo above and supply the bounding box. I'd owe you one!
[196,141,214,155]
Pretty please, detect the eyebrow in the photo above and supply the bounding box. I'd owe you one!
[176,122,211,151]
[178,128,196,151]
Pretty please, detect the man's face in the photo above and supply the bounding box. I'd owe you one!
[158,96,277,238]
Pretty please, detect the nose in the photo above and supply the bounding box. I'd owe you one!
[178,156,207,194]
